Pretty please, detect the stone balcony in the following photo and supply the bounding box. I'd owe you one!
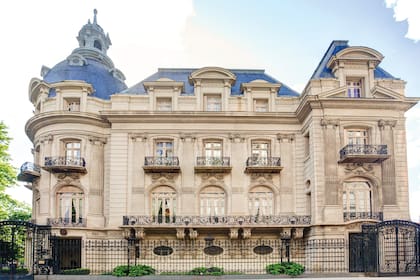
[143,156,181,173]
[43,156,87,173]
[194,157,232,173]
[245,157,283,173]
[123,214,311,228]
[17,162,41,182]
[339,144,389,163]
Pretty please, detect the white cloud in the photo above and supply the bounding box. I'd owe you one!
[385,0,420,42]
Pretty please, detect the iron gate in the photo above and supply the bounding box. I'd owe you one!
[349,220,420,276]
[377,220,420,276]
[0,220,51,279]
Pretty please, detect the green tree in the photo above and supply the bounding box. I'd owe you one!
[0,121,16,192]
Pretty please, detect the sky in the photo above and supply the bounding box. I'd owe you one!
[0,0,419,220]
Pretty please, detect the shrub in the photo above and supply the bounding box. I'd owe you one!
[60,268,90,275]
[0,267,29,274]
[189,266,224,276]
[112,264,155,277]
[266,262,304,276]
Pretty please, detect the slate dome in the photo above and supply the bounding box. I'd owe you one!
[42,9,127,100]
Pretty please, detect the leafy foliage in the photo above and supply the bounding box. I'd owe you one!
[112,264,155,277]
[188,266,224,276]
[0,121,16,192]
[60,268,90,275]
[0,267,29,274]
[266,262,305,276]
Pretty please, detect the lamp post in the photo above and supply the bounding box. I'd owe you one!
[124,228,139,276]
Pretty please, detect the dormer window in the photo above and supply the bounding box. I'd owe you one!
[347,79,363,98]
[156,97,172,111]
[64,98,80,111]
[254,99,269,112]
[204,94,222,112]
[94,40,102,50]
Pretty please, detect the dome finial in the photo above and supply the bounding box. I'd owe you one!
[93,9,98,24]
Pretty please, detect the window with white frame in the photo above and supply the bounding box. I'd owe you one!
[65,142,81,159]
[251,141,270,158]
[248,186,274,216]
[346,79,363,98]
[254,99,268,112]
[204,140,222,158]
[346,129,368,145]
[151,186,177,223]
[343,181,372,213]
[200,186,225,216]
[156,97,172,111]
[204,94,222,111]
[64,98,80,111]
[155,140,173,157]
[56,186,84,224]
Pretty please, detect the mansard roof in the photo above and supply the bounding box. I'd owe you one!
[123,68,299,97]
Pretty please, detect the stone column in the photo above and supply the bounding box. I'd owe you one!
[39,134,53,224]
[378,119,397,205]
[320,118,341,223]
[229,134,246,214]
[130,133,148,215]
[180,133,196,215]
[277,134,295,214]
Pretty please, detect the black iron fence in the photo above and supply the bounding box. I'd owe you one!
[196,157,230,166]
[246,157,281,167]
[144,156,179,166]
[82,238,347,275]
[339,144,388,159]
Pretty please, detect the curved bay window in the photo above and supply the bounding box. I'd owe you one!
[56,186,84,225]
[248,186,274,216]
[200,186,225,216]
[151,186,177,224]
[343,181,373,221]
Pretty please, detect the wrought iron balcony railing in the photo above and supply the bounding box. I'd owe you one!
[43,156,87,173]
[245,157,282,173]
[143,156,180,173]
[123,215,311,227]
[17,162,41,182]
[195,157,231,173]
[339,144,389,163]
[343,212,383,222]
[47,217,86,227]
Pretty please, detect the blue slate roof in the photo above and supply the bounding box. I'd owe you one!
[123,68,299,97]
[44,58,127,100]
[311,40,396,80]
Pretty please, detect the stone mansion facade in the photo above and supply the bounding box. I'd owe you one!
[18,11,418,274]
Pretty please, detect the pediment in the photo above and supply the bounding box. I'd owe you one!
[190,67,236,84]
[318,86,347,98]
[371,85,403,100]
[335,47,384,61]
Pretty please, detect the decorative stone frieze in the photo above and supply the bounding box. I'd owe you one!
[320,118,340,129]
[378,119,397,129]
[343,163,374,175]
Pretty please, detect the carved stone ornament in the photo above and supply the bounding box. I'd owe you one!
[151,173,176,183]
[280,228,292,240]
[293,228,304,239]
[378,119,397,130]
[242,228,252,239]
[88,136,107,145]
[320,118,340,129]
[276,133,295,142]
[130,133,148,142]
[56,174,81,184]
[39,134,54,144]
[229,228,239,239]
[228,133,245,143]
[179,133,196,142]
[250,173,273,183]
[344,163,374,175]
[136,228,146,239]
[189,228,198,239]
[176,228,185,239]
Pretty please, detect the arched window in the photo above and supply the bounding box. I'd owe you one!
[151,186,176,224]
[343,181,372,215]
[56,186,84,225]
[200,186,225,216]
[94,40,102,50]
[248,186,274,215]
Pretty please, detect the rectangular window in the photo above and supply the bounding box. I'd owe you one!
[347,79,362,98]
[204,141,222,158]
[64,98,80,111]
[346,129,368,145]
[65,142,81,159]
[251,141,270,158]
[204,94,222,111]
[156,97,172,111]
[155,140,173,157]
[254,99,268,112]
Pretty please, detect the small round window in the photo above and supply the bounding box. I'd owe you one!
[153,246,173,256]
[253,245,273,255]
[204,245,223,256]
